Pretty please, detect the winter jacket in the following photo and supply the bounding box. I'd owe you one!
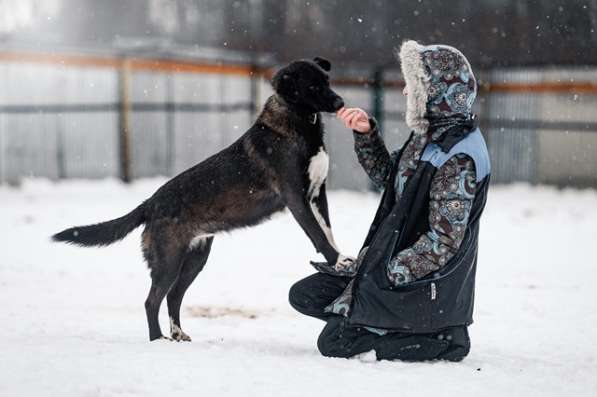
[323,41,491,333]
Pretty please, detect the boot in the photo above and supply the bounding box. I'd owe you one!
[374,326,470,362]
[317,317,380,358]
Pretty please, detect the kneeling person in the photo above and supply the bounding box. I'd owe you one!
[289,41,491,362]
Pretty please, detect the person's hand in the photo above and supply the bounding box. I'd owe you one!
[336,107,371,134]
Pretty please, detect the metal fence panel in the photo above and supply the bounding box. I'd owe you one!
[483,91,538,183]
[130,71,170,178]
[0,62,118,183]
[0,58,596,189]
[1,114,60,180]
[324,86,372,191]
[60,112,119,178]
[219,74,252,148]
[484,68,597,187]
[535,92,597,187]
[171,73,252,173]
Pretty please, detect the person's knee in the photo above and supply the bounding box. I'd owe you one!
[289,273,349,320]
[288,280,311,314]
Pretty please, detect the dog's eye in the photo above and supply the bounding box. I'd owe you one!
[309,86,319,91]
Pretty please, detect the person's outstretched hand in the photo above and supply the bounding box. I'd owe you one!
[336,107,371,134]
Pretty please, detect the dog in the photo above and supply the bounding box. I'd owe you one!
[53,57,353,341]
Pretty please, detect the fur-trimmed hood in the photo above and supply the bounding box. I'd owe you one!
[399,40,477,133]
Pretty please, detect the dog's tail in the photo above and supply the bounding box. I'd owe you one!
[52,202,147,247]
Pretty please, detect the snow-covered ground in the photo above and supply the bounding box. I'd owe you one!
[1,179,596,396]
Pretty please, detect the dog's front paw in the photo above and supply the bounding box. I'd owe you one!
[334,254,358,274]
[310,254,358,277]
[171,330,192,342]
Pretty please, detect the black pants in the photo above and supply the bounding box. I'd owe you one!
[289,273,471,362]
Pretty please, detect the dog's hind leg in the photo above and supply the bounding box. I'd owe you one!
[167,236,214,342]
[143,228,186,341]
[145,267,179,341]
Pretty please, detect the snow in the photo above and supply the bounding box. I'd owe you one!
[1,179,596,396]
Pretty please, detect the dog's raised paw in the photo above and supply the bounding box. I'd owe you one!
[335,254,357,269]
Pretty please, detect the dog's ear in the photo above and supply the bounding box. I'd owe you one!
[271,68,298,100]
[313,56,331,72]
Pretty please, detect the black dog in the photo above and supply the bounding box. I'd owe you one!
[53,57,352,341]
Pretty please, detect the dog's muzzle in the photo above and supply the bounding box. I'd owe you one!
[332,97,345,111]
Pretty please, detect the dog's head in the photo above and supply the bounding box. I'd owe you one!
[271,57,344,113]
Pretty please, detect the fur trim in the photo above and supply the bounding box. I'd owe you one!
[398,40,430,133]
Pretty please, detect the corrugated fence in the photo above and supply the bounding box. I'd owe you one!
[0,51,596,189]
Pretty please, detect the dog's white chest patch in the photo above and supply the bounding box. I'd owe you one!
[308,147,329,197]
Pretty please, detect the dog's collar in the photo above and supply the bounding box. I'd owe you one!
[309,113,318,124]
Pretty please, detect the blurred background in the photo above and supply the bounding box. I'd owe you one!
[0,0,596,189]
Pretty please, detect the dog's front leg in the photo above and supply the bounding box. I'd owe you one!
[307,182,338,250]
[284,190,341,265]
[307,182,356,270]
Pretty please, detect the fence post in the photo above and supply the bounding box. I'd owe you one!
[249,63,260,119]
[370,67,384,191]
[56,125,66,180]
[477,72,492,144]
[372,67,384,135]
[118,58,132,183]
[165,73,175,176]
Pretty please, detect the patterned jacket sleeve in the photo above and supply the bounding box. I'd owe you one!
[353,119,400,189]
[386,154,477,285]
